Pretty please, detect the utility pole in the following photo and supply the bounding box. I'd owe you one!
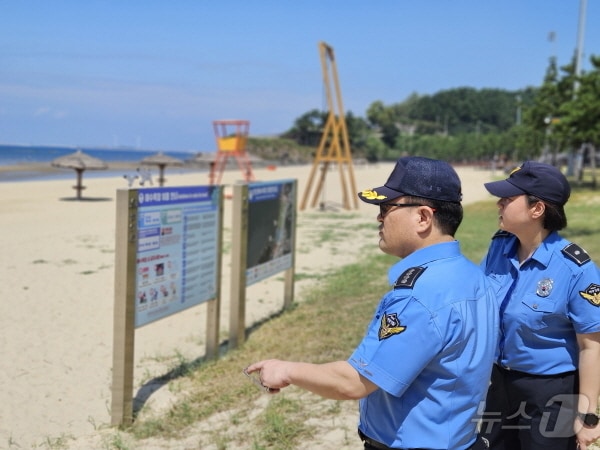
[569,0,588,177]
[574,0,587,94]
[568,0,587,176]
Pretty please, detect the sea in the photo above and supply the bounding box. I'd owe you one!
[0,144,207,183]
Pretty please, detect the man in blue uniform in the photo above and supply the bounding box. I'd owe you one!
[246,156,498,449]
[479,161,600,450]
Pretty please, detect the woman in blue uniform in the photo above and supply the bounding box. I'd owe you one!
[480,161,600,450]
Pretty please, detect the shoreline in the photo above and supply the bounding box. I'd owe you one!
[0,161,211,183]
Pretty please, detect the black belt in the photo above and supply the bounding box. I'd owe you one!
[358,429,489,450]
[358,429,397,450]
[495,364,576,378]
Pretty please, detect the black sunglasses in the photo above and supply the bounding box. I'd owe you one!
[379,202,436,218]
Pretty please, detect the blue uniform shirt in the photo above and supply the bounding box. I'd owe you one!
[481,231,600,374]
[348,241,498,450]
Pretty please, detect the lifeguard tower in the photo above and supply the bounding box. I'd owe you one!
[209,120,255,185]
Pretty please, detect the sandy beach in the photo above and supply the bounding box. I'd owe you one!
[0,161,496,449]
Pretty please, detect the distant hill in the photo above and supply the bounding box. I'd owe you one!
[247,137,314,164]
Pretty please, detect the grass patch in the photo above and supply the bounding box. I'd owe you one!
[292,272,322,282]
[255,396,313,449]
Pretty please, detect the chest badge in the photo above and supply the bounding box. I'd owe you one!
[378,313,406,340]
[536,278,554,297]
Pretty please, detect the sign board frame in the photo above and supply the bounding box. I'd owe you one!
[229,179,297,349]
[111,185,223,426]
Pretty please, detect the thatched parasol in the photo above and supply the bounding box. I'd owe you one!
[188,152,215,167]
[51,149,108,200]
[140,152,184,187]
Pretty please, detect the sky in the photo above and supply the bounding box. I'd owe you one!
[1,1,598,153]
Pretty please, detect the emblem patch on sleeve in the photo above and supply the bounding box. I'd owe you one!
[580,283,600,306]
[378,313,406,340]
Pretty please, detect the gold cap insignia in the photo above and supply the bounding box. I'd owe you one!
[360,189,387,201]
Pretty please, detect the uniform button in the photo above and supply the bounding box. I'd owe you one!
[532,303,539,309]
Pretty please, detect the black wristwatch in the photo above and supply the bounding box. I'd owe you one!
[577,412,600,427]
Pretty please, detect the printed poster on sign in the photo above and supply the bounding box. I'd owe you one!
[134,186,221,327]
[246,180,295,286]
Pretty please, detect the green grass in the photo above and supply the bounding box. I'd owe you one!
[115,187,600,449]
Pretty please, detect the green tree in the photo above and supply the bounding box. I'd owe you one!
[556,55,600,148]
[366,100,401,148]
[281,109,327,147]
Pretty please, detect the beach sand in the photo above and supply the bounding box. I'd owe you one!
[0,162,496,449]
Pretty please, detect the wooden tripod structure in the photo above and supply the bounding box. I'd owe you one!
[300,41,358,210]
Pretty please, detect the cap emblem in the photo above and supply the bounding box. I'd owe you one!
[360,189,388,201]
[509,166,521,176]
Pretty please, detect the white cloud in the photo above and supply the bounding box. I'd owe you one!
[32,106,68,119]
[33,106,51,117]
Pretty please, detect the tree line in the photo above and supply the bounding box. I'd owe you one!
[276,54,600,170]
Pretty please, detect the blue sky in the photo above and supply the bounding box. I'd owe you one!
[1,1,598,153]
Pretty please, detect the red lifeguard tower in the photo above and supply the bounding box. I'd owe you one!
[209,120,255,185]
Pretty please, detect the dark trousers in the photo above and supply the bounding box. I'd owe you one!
[358,429,489,449]
[480,365,578,450]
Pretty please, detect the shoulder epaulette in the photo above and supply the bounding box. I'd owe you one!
[562,243,591,266]
[492,230,512,239]
[394,267,426,289]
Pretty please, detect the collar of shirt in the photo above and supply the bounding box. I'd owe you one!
[387,240,461,285]
[503,231,562,269]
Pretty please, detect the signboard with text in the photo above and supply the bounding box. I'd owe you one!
[134,186,221,327]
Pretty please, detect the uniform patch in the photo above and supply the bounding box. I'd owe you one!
[562,243,591,266]
[579,283,600,306]
[378,313,406,340]
[394,267,426,288]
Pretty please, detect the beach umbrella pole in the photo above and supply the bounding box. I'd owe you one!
[75,169,84,199]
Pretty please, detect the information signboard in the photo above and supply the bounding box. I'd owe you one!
[134,186,221,327]
[246,180,295,286]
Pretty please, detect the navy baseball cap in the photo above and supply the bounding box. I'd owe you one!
[358,156,463,204]
[484,161,570,206]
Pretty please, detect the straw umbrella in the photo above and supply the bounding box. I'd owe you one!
[188,152,216,168]
[140,152,184,187]
[51,149,108,200]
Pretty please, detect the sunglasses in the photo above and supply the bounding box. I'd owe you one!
[379,202,436,218]
[242,367,275,393]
